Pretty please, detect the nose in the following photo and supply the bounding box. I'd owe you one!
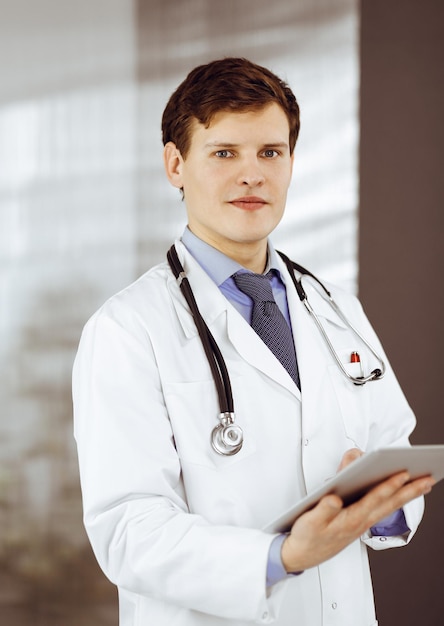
[237,157,265,187]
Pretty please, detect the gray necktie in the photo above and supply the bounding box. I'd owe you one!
[233,271,300,388]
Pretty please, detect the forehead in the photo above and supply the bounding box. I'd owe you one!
[188,103,290,146]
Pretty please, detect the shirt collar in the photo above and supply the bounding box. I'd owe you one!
[181,226,283,287]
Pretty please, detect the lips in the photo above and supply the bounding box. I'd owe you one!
[229,196,267,211]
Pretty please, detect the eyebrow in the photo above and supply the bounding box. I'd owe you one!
[204,141,289,149]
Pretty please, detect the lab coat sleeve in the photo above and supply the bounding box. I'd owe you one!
[73,309,280,623]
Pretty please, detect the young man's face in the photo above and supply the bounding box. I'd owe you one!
[164,102,294,267]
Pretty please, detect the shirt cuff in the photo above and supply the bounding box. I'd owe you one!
[266,534,304,587]
[370,508,410,537]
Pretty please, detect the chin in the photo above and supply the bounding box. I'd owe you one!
[236,225,277,243]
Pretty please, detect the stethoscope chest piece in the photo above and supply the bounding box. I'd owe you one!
[211,412,243,456]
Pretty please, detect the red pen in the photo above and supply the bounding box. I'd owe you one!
[350,351,360,363]
[350,351,364,378]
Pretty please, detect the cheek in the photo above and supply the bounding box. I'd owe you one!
[193,168,223,194]
[184,171,211,200]
[277,178,292,203]
[279,166,293,187]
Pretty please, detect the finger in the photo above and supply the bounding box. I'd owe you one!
[358,471,410,514]
[314,494,344,523]
[368,471,434,504]
[337,448,364,472]
[393,475,435,503]
[372,470,411,496]
[365,479,432,530]
[339,471,408,526]
[353,473,434,528]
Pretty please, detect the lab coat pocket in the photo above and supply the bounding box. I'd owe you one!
[327,357,372,452]
[163,378,257,470]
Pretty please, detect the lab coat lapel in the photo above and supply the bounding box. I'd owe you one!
[167,242,229,339]
[278,255,348,424]
[280,259,328,378]
[225,306,300,398]
[169,241,300,398]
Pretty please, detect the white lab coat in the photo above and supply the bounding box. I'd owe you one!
[73,240,423,626]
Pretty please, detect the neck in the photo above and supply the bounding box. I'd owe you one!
[187,226,268,273]
[211,240,268,273]
[234,248,267,273]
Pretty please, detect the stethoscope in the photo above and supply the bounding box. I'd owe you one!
[167,244,386,457]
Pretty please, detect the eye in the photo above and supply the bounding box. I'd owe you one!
[262,149,279,158]
[215,149,234,158]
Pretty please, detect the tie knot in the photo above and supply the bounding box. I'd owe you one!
[232,271,274,304]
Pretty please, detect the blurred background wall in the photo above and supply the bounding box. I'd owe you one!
[360,1,444,624]
[0,2,138,624]
[0,0,441,624]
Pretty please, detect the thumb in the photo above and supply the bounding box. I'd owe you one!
[337,447,364,472]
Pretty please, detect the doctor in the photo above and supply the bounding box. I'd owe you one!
[73,58,434,626]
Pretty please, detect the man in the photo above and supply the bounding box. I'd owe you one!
[73,58,433,626]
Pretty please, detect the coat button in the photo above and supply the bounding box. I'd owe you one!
[304,438,309,446]
[379,536,388,542]
[332,602,337,609]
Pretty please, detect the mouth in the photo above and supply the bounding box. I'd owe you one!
[229,196,268,211]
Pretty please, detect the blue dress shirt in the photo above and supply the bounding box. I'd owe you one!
[181,227,292,328]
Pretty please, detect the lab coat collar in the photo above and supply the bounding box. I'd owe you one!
[167,240,231,335]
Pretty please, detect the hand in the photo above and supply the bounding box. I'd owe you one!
[281,470,434,573]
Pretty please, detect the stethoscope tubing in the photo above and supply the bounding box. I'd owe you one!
[277,251,386,385]
[167,244,386,455]
[167,245,242,455]
[167,246,234,414]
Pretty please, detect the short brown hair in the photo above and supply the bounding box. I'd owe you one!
[161,57,300,159]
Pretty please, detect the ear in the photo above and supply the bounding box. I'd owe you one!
[163,142,184,189]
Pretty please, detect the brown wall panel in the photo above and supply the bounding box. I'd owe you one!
[359,1,444,623]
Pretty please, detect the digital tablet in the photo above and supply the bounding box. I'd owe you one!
[264,445,444,533]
